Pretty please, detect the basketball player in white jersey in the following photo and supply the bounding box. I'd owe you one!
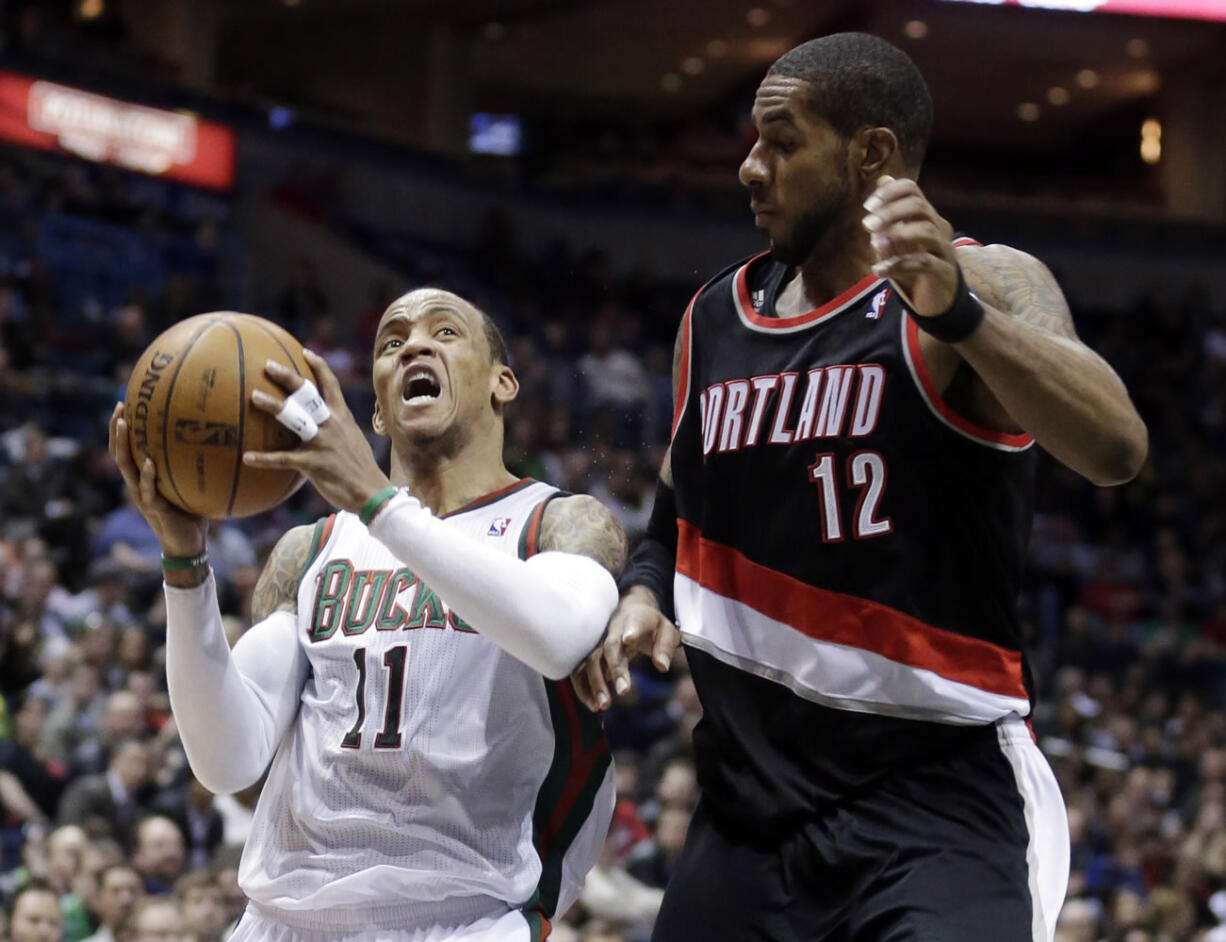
[107,288,627,942]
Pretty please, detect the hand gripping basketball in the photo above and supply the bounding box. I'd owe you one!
[273,377,332,442]
[245,350,392,516]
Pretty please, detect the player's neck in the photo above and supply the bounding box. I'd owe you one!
[790,227,877,312]
[389,435,518,517]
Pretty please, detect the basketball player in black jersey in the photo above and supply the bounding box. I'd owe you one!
[573,32,1147,942]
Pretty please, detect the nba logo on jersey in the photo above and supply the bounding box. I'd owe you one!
[867,287,890,320]
[751,289,766,312]
[488,517,511,536]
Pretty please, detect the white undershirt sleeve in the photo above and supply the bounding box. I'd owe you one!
[164,572,309,795]
[368,492,619,680]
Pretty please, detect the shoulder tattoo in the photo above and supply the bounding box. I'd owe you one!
[538,494,628,577]
[250,524,317,622]
[958,244,1077,339]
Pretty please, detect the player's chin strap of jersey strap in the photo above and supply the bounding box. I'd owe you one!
[618,477,677,622]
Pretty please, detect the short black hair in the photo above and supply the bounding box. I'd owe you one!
[478,309,509,367]
[768,32,933,170]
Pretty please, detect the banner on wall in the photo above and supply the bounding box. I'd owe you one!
[0,70,236,190]
[941,0,1226,20]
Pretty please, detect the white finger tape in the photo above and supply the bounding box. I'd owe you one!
[288,379,331,425]
[275,397,319,442]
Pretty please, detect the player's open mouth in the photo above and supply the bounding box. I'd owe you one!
[401,365,442,405]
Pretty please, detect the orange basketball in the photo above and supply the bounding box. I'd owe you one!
[124,312,315,518]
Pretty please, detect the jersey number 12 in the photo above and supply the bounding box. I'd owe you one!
[341,646,407,750]
[808,450,892,542]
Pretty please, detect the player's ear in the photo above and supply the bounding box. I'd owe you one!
[372,401,386,436]
[491,364,519,409]
[855,126,900,183]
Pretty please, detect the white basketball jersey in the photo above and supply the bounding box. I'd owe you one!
[239,480,614,935]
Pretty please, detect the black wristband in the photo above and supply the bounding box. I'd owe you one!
[902,265,985,344]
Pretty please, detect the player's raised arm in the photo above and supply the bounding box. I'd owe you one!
[953,243,1147,484]
[108,402,310,794]
[865,176,1148,486]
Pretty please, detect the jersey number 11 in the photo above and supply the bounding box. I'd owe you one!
[340,646,407,750]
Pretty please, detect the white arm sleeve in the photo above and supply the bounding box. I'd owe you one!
[368,492,619,680]
[164,572,309,794]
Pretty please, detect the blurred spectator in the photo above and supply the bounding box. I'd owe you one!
[589,450,652,543]
[71,691,147,779]
[578,921,626,942]
[152,779,223,874]
[0,424,72,539]
[129,816,185,895]
[627,807,690,890]
[57,739,150,845]
[8,878,63,942]
[0,692,66,825]
[577,321,649,414]
[1055,897,1100,942]
[277,259,329,338]
[210,857,245,935]
[117,896,188,942]
[84,864,144,942]
[44,824,93,940]
[49,562,136,634]
[211,783,257,850]
[40,664,105,766]
[303,314,358,388]
[91,498,162,575]
[579,831,663,941]
[8,557,71,670]
[173,870,226,942]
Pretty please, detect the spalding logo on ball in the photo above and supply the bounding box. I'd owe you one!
[124,312,316,518]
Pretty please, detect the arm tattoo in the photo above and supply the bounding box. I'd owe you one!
[250,524,316,622]
[959,244,1077,339]
[538,495,628,578]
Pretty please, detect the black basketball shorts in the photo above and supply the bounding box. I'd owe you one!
[651,716,1069,942]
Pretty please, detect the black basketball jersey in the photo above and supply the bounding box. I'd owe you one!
[669,245,1038,833]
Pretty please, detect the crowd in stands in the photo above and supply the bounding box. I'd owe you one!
[1,136,1225,942]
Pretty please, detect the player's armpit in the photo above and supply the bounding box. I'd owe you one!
[957,243,1077,340]
[250,524,316,621]
[539,495,628,578]
[659,447,673,488]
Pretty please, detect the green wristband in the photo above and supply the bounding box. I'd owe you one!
[161,551,209,571]
[360,486,401,526]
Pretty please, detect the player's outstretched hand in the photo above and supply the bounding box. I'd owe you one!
[244,350,391,515]
[571,586,680,712]
[108,402,208,558]
[863,175,958,317]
